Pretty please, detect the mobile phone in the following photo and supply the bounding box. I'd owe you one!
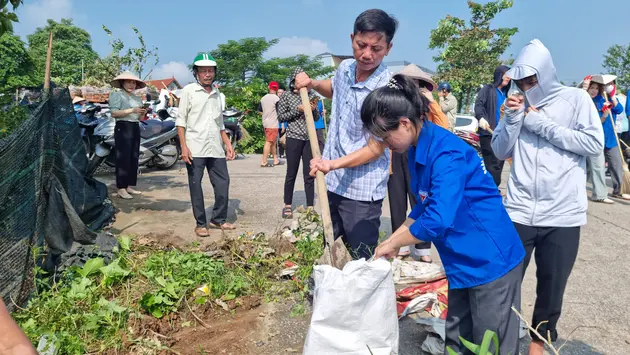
[507,81,524,99]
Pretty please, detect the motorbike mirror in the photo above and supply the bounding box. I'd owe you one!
[157,109,170,120]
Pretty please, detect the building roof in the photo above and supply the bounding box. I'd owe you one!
[145,77,182,90]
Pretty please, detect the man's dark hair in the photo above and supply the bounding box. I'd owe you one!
[354,9,399,44]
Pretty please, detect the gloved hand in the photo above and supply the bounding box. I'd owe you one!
[606,84,617,99]
[479,118,490,130]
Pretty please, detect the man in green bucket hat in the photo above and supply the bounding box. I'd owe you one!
[176,52,236,237]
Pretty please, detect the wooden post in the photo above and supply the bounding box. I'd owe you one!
[43,32,53,91]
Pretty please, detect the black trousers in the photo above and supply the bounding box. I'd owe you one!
[479,135,504,187]
[316,128,325,152]
[328,191,383,260]
[186,157,230,227]
[114,120,141,189]
[514,223,580,342]
[619,132,630,161]
[446,262,523,355]
[278,128,286,157]
[388,151,431,250]
[284,137,315,207]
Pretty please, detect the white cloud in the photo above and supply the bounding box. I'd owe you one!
[16,0,74,35]
[150,61,195,86]
[266,36,331,58]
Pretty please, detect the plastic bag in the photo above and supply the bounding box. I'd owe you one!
[303,258,399,355]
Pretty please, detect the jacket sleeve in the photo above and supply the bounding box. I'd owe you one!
[277,96,301,123]
[522,93,604,157]
[427,102,450,129]
[626,94,630,117]
[474,86,488,120]
[440,95,457,113]
[491,107,525,160]
[612,100,623,117]
[407,149,466,242]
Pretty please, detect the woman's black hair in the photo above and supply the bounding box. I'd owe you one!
[354,9,398,44]
[361,74,428,138]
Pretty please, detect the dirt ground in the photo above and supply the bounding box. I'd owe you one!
[97,155,630,355]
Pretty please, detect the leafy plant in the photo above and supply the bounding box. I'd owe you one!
[139,250,249,318]
[0,0,22,36]
[446,330,503,355]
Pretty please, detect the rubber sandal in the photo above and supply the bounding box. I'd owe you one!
[260,163,274,167]
[195,227,209,237]
[282,207,293,219]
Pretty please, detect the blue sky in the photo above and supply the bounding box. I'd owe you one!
[13,0,630,85]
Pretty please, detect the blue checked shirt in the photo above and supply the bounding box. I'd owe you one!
[323,59,391,201]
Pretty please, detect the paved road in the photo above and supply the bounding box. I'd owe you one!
[97,155,629,354]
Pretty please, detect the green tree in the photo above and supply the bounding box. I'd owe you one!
[258,54,334,86]
[27,19,99,86]
[0,0,22,36]
[84,25,159,86]
[429,0,518,112]
[208,37,278,86]
[0,32,38,91]
[603,44,630,93]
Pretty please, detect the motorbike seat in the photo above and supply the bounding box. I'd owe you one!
[140,119,175,139]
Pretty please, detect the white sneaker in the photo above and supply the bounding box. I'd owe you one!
[118,189,133,199]
[593,198,615,204]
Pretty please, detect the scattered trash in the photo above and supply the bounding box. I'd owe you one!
[215,299,230,312]
[194,284,211,297]
[279,261,299,278]
[391,258,446,285]
[396,279,448,319]
[37,334,58,355]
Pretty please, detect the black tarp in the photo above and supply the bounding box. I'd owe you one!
[0,88,115,310]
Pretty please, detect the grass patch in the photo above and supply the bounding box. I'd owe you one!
[12,214,324,354]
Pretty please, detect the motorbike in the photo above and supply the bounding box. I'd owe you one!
[81,100,181,176]
[222,107,245,157]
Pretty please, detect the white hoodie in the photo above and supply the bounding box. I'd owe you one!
[491,39,604,227]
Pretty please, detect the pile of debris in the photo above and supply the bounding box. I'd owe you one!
[392,258,449,354]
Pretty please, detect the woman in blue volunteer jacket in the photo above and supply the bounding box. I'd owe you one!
[586,81,629,199]
[366,74,525,355]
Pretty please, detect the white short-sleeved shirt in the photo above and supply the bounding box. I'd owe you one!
[175,83,226,158]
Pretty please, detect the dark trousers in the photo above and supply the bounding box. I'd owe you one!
[619,132,630,161]
[328,191,383,260]
[480,135,504,187]
[284,137,315,207]
[278,129,286,157]
[445,262,523,355]
[114,120,140,189]
[186,157,230,227]
[388,151,430,251]
[316,128,325,152]
[514,223,580,342]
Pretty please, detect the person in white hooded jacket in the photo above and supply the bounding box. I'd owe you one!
[491,39,604,355]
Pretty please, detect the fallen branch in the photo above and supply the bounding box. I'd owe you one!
[511,306,560,355]
[184,297,211,329]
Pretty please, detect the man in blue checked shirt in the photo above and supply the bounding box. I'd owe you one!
[295,9,398,260]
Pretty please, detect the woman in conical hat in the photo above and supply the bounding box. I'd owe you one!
[109,71,147,199]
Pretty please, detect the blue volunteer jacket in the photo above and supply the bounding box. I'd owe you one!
[407,121,525,289]
[593,95,623,149]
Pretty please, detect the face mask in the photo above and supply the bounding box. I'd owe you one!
[524,84,545,108]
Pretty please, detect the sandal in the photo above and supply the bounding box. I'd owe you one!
[610,193,630,201]
[260,163,274,168]
[195,226,210,237]
[282,207,293,219]
[208,222,236,230]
